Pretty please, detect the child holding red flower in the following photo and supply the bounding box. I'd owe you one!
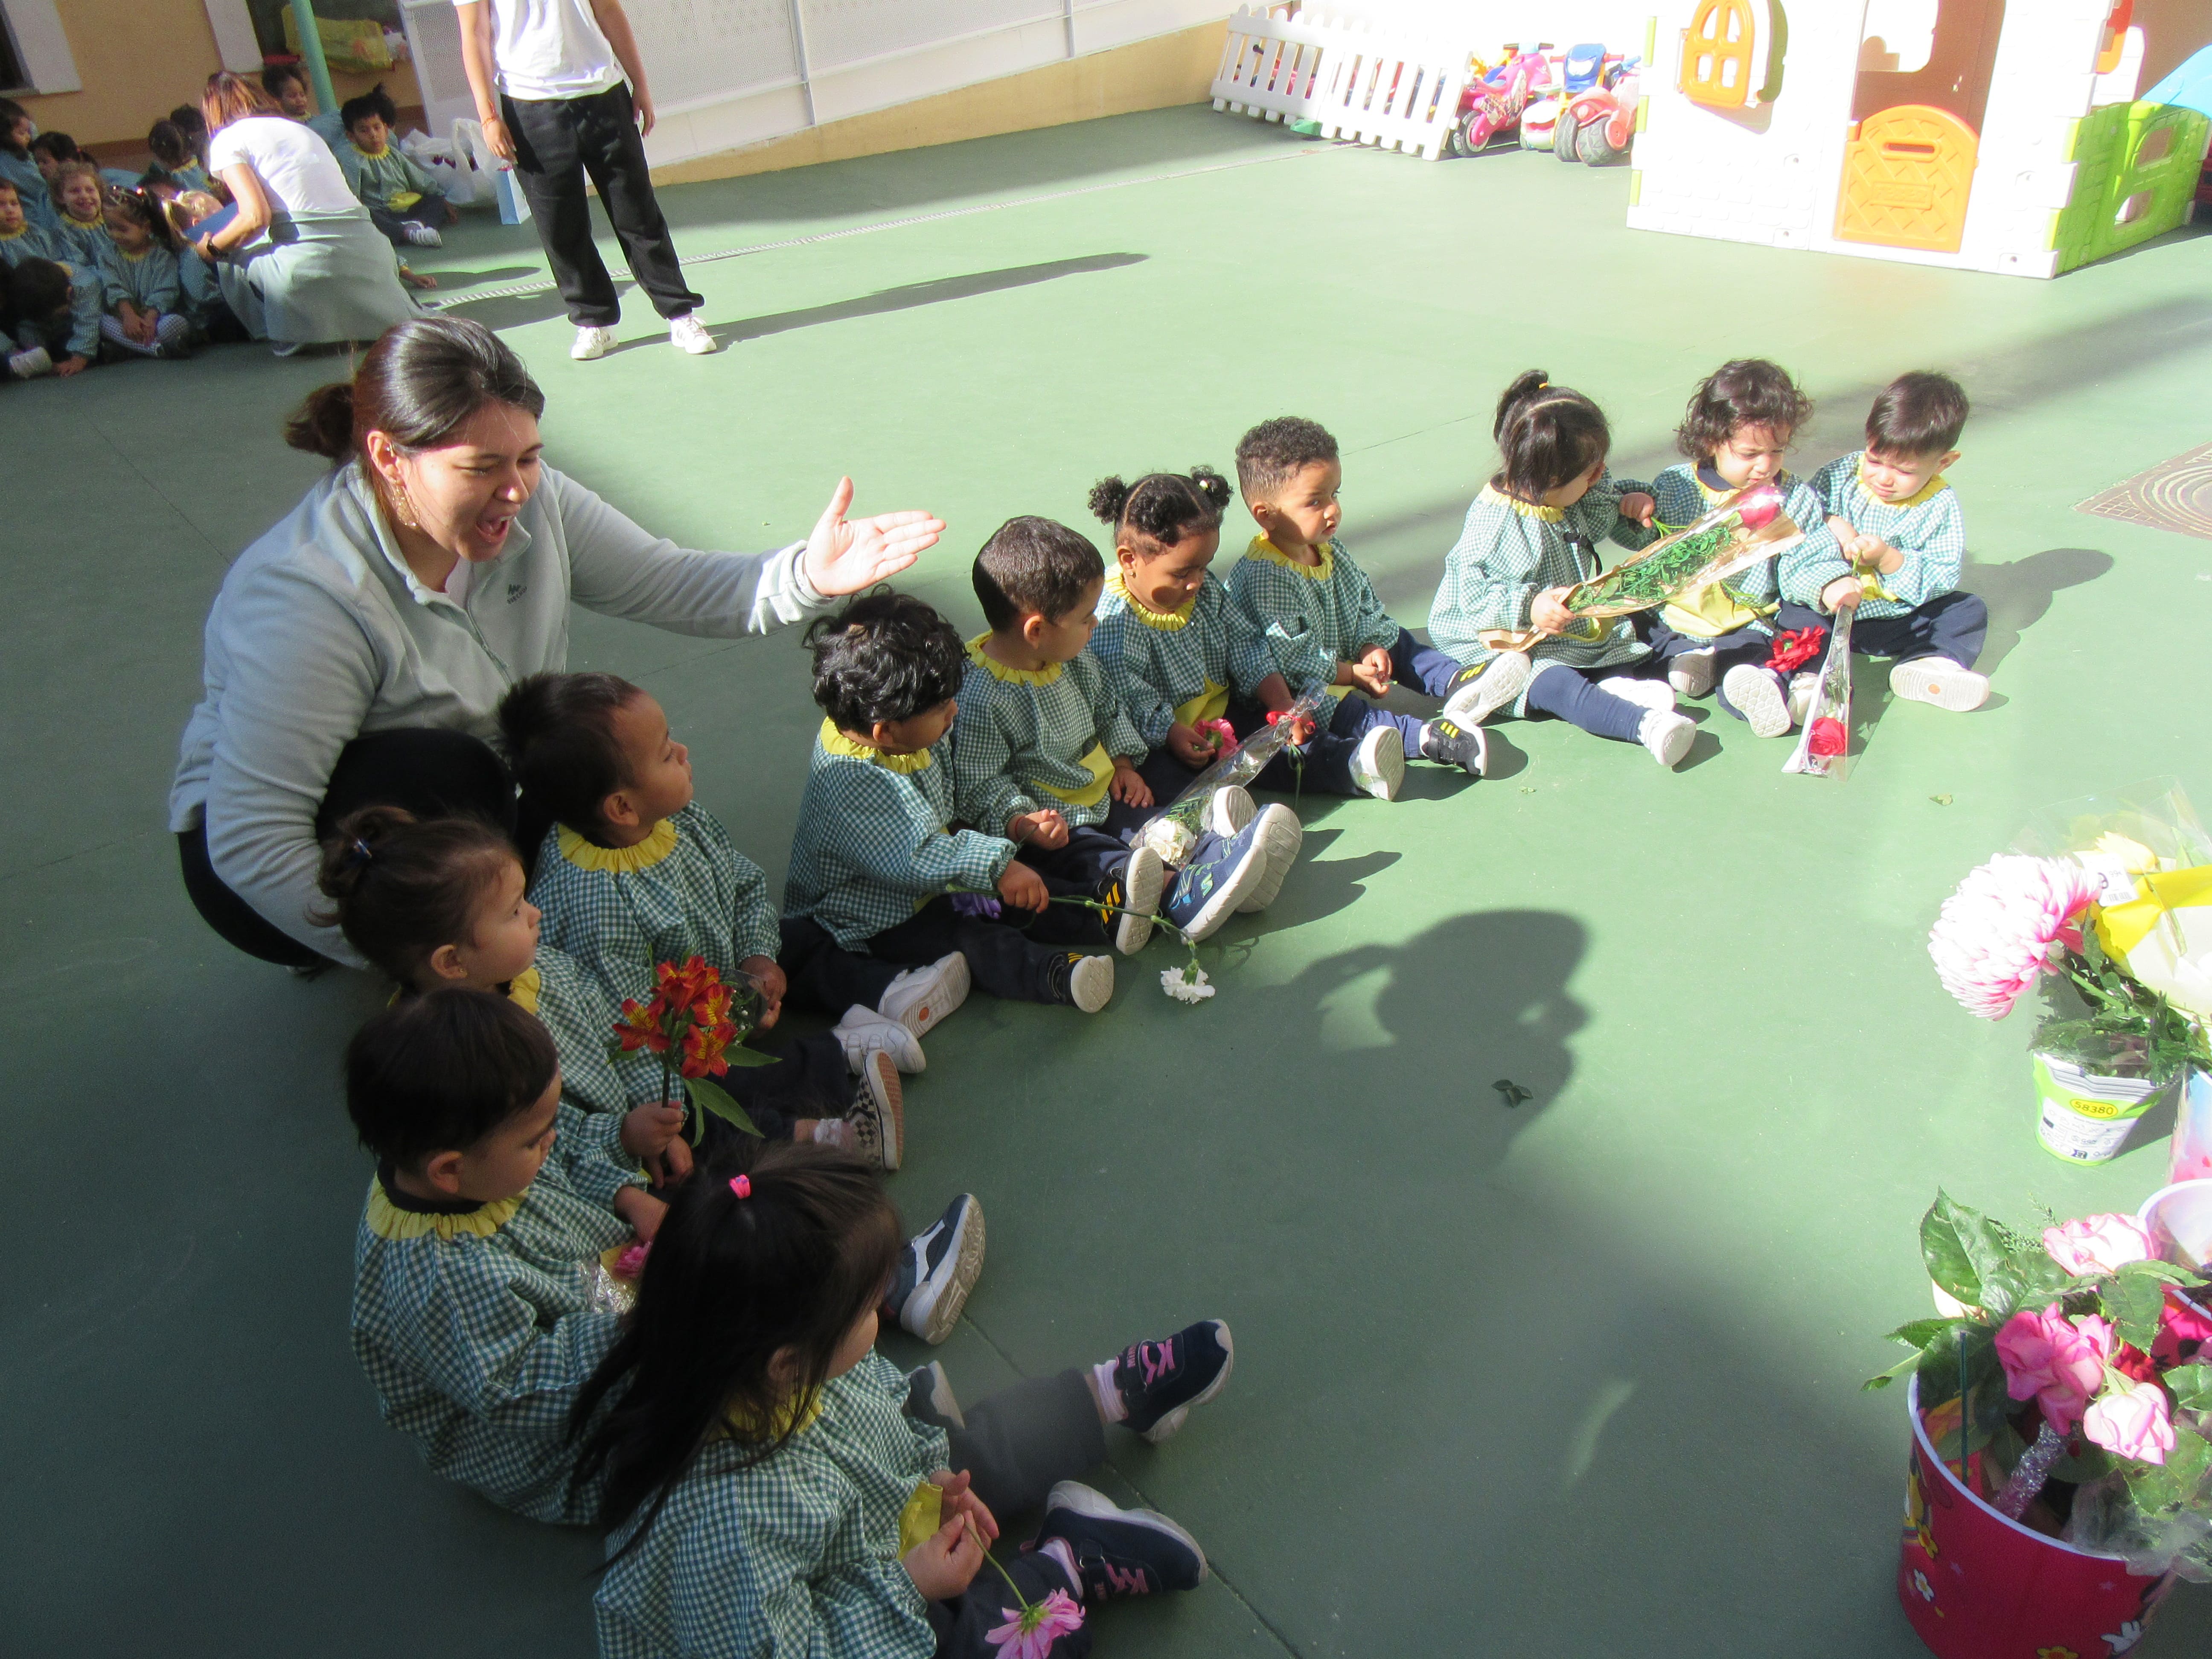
[1623,359,1831,738]
[498,673,914,1165]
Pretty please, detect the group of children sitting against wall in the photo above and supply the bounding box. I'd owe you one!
[0,68,452,379]
[303,354,1987,1656]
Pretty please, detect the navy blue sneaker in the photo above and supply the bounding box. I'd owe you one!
[1109,1319,1234,1443]
[884,1194,985,1344]
[902,1360,966,1430]
[1162,820,1269,942]
[1038,1482,1208,1597]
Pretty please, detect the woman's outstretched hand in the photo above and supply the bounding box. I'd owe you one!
[803,477,943,597]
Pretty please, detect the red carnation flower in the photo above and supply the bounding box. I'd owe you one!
[1766,626,1824,675]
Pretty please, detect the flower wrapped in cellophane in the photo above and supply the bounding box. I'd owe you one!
[1782,601,1855,781]
[1481,481,1803,651]
[1141,687,1331,860]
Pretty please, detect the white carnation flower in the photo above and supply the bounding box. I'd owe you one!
[1161,966,1214,1004]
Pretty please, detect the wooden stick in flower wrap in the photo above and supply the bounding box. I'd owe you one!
[610,955,776,1142]
[1478,482,1803,652]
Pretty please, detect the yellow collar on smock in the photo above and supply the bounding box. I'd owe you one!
[504,963,542,1016]
[556,819,678,873]
[1103,570,1197,631]
[819,719,934,773]
[1479,483,1564,522]
[366,1180,524,1242]
[1244,535,1333,579]
[965,633,1062,686]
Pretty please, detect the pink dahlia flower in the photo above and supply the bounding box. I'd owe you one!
[1927,855,2099,1019]
[1994,1304,2113,1433]
[2083,1375,2177,1465]
[2042,1213,2154,1278]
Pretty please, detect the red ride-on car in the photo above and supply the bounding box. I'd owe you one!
[1552,66,1640,166]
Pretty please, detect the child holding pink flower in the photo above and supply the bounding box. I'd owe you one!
[575,1143,1233,1659]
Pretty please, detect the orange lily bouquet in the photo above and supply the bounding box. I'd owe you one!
[611,955,774,1140]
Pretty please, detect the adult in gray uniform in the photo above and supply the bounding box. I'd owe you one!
[172,315,942,969]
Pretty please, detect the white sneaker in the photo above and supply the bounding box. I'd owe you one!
[1639,709,1696,768]
[879,952,969,1037]
[1235,803,1304,914]
[570,325,615,361]
[1349,726,1404,801]
[1721,664,1792,739]
[669,314,717,355]
[1205,784,1254,838]
[834,1006,924,1074]
[1598,675,1676,713]
[1667,648,1717,699]
[1787,672,1817,725]
[7,345,53,379]
[1068,954,1115,1014]
[1113,846,1163,955]
[1440,651,1531,726]
[1890,656,1988,712]
[402,222,442,248]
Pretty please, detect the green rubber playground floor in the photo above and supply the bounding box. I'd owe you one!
[8,103,2212,1657]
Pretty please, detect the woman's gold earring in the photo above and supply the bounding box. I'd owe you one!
[392,483,421,531]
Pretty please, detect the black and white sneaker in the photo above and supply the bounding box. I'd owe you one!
[1107,846,1163,955]
[1418,716,1489,777]
[1038,1482,1208,1596]
[1107,1319,1234,1443]
[903,1359,966,1429]
[886,1193,985,1344]
[843,1050,902,1170]
[1440,652,1531,726]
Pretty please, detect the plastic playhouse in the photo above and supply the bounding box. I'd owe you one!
[1627,0,2211,277]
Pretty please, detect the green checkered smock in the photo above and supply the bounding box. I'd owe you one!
[1780,452,1969,621]
[952,637,1147,832]
[1616,464,1828,639]
[349,1102,643,1523]
[783,722,1017,950]
[508,946,675,1116]
[1427,477,1653,708]
[1226,535,1401,700]
[1093,570,1275,747]
[597,1352,949,1659]
[529,802,781,1014]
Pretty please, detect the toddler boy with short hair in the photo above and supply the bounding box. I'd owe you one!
[1776,371,1990,712]
[338,83,454,250]
[1228,416,1516,797]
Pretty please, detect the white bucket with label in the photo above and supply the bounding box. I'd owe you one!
[2029,1051,2180,1165]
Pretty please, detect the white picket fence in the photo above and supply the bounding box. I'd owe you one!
[1210,4,1474,160]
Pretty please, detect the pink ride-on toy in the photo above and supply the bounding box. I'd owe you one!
[1449,51,1551,156]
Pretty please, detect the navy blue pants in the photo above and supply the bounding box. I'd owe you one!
[1227,692,1423,795]
[1773,591,1987,669]
[867,888,1106,1005]
[1642,615,1776,723]
[777,915,905,1018]
[682,1030,849,1154]
[1018,827,1129,888]
[1102,748,1202,838]
[1384,626,1464,698]
[1521,661,1652,744]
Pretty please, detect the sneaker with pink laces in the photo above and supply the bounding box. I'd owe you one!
[1104,1319,1234,1443]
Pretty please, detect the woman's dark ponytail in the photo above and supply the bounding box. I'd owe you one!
[281,315,545,468]
[1491,369,1611,503]
[285,382,358,461]
[314,806,517,985]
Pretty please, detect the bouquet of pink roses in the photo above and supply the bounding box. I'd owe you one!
[1867,1190,2212,1577]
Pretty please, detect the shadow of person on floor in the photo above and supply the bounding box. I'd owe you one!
[1962,545,2113,674]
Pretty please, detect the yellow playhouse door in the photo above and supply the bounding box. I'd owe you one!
[1836,105,1979,253]
[1679,0,1757,109]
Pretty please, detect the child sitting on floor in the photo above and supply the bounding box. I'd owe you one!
[6,252,97,379]
[1427,370,1695,768]
[497,672,922,1165]
[1631,358,1826,736]
[320,809,988,1344]
[346,986,669,1523]
[339,84,454,250]
[573,1143,1230,1658]
[1229,416,1513,797]
[1776,371,1989,713]
[953,515,1301,953]
[98,188,191,359]
[145,119,210,195]
[46,159,108,270]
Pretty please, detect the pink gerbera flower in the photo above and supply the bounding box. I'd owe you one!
[984,1588,1084,1657]
[1927,855,2100,1020]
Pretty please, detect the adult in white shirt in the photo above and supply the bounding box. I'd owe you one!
[171,316,942,969]
[192,73,419,353]
[456,0,711,361]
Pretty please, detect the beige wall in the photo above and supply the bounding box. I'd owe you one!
[653,20,1226,187]
[2134,0,2212,90]
[17,0,422,149]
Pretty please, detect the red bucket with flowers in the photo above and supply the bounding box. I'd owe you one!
[1872,1194,2212,1658]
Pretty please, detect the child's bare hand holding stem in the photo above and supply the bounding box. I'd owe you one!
[997,860,1050,913]
[622,1100,692,1185]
